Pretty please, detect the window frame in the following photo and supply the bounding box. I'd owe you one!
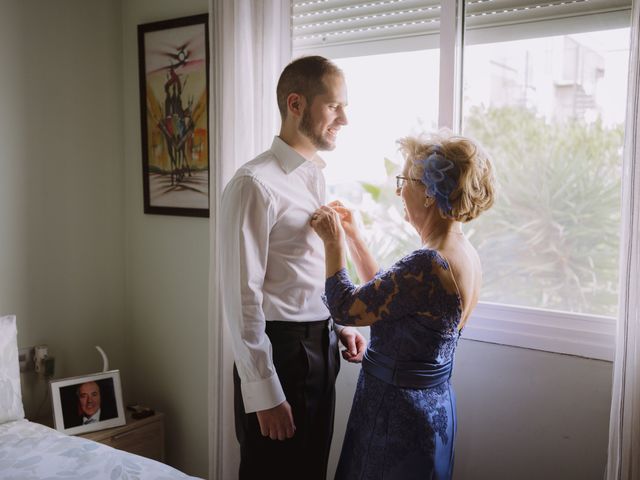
[293,2,630,362]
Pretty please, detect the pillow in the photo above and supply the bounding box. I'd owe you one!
[0,315,24,423]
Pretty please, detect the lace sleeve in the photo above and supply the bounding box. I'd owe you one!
[324,249,458,327]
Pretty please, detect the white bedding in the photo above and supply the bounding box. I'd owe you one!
[0,419,201,479]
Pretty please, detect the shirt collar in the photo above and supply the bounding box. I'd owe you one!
[271,136,326,174]
[83,409,100,422]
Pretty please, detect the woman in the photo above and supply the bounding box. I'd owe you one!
[310,132,495,479]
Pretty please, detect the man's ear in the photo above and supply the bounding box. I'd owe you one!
[287,93,305,117]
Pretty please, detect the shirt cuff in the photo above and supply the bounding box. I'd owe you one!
[240,372,286,413]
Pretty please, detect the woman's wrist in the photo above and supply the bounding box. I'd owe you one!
[345,229,364,246]
[324,241,346,278]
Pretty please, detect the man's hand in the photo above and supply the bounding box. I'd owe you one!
[255,401,296,441]
[338,326,367,363]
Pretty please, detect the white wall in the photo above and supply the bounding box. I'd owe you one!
[0,0,128,416]
[121,1,209,477]
[453,340,612,479]
[0,1,209,476]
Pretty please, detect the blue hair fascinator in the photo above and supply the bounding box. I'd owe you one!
[419,146,459,215]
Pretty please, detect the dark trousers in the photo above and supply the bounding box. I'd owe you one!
[233,319,340,480]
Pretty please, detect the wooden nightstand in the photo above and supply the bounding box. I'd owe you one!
[79,411,165,462]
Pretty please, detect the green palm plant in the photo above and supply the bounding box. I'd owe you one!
[464,105,623,316]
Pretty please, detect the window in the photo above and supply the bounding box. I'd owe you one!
[292,0,632,360]
[462,30,629,317]
[322,50,438,273]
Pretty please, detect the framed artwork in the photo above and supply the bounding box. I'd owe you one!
[50,370,125,435]
[137,14,210,217]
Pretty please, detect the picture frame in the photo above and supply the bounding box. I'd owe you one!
[50,370,126,435]
[137,14,210,217]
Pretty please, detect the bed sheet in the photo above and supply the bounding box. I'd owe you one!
[0,419,201,479]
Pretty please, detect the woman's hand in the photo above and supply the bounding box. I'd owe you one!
[328,200,379,282]
[328,200,359,240]
[310,205,345,245]
[311,205,348,277]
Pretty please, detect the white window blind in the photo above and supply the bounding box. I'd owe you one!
[466,0,630,29]
[292,0,441,51]
[292,0,631,53]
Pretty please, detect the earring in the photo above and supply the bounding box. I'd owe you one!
[424,196,435,208]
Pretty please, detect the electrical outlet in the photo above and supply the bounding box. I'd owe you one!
[18,347,35,372]
[34,345,48,373]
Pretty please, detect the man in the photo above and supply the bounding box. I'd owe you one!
[64,380,116,428]
[77,381,102,424]
[221,56,367,479]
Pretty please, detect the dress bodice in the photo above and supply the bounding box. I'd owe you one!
[325,248,462,365]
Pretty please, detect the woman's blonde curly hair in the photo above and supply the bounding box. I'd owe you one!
[397,132,496,223]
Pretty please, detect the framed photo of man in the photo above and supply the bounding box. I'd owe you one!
[50,370,125,435]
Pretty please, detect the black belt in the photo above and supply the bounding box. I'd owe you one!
[362,347,452,389]
[266,318,331,338]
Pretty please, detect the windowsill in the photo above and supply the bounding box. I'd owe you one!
[464,302,616,361]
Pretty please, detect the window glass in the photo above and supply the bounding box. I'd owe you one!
[309,7,630,318]
[322,50,439,276]
[461,29,630,316]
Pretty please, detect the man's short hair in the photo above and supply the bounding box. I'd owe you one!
[76,381,100,397]
[276,56,342,119]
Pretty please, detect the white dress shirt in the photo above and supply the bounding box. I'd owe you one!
[82,409,101,425]
[221,136,331,413]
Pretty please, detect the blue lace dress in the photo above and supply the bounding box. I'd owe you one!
[326,248,462,480]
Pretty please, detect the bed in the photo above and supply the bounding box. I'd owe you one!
[0,315,200,479]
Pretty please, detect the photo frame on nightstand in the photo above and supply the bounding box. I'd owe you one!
[50,370,125,435]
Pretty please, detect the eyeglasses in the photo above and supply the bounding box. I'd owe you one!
[395,175,422,189]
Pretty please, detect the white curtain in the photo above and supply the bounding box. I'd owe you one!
[606,1,640,478]
[207,1,291,479]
